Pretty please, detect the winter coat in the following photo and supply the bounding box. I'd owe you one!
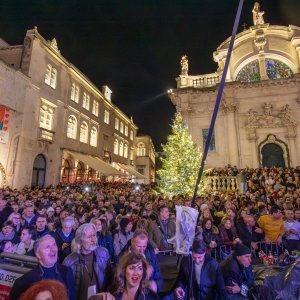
[113,230,133,257]
[63,246,113,298]
[176,254,227,300]
[52,229,75,263]
[97,232,114,259]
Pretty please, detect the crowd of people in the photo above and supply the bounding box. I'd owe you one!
[0,165,299,300]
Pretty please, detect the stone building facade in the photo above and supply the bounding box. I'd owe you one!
[169,6,300,169]
[0,27,154,188]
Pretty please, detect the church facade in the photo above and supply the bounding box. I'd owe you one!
[169,5,300,169]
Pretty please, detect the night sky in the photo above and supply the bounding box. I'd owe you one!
[0,0,299,151]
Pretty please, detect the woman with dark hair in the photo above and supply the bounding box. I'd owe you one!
[0,240,14,254]
[14,226,36,255]
[113,252,158,299]
[90,217,114,259]
[202,218,220,258]
[0,220,18,244]
[113,218,133,258]
[20,279,68,300]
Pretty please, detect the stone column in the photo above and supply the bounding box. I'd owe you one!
[248,129,259,167]
[223,103,239,167]
[258,53,268,80]
[287,134,297,167]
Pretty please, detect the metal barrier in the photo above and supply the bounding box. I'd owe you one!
[0,253,38,300]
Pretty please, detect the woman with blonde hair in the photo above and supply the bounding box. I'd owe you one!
[20,279,68,300]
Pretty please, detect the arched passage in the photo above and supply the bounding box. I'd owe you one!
[261,143,285,167]
[31,154,46,187]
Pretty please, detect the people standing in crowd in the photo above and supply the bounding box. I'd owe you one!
[118,230,163,293]
[258,206,284,245]
[175,240,227,299]
[22,206,37,228]
[283,209,300,251]
[201,218,221,257]
[53,216,75,263]
[0,220,18,243]
[35,215,50,238]
[10,235,75,300]
[113,217,133,258]
[14,226,36,255]
[148,205,176,251]
[63,223,113,300]
[19,279,69,300]
[7,212,23,235]
[0,195,13,227]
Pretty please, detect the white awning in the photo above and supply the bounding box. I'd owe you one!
[65,150,123,176]
[117,163,147,179]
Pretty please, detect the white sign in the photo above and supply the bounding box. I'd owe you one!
[0,131,9,144]
[0,269,23,300]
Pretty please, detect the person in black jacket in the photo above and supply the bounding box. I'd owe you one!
[52,216,75,263]
[175,240,227,300]
[236,215,264,250]
[10,234,75,300]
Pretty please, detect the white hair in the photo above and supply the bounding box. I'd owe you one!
[71,223,97,254]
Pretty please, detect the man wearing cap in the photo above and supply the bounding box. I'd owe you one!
[221,243,253,298]
[174,240,227,300]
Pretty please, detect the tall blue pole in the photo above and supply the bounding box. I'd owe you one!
[191,0,244,207]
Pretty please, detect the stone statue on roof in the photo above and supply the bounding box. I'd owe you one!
[180,55,189,76]
[252,2,265,26]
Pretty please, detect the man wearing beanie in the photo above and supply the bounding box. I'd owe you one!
[221,243,253,298]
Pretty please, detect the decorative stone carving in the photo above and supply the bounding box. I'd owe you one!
[49,38,60,53]
[221,101,238,114]
[180,55,189,76]
[246,103,298,129]
[252,2,265,26]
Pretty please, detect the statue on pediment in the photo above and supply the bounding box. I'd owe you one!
[252,2,265,26]
[50,38,59,52]
[180,55,189,76]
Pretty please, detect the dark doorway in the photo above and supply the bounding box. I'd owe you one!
[261,143,285,167]
[32,154,46,187]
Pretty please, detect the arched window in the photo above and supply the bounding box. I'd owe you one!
[80,121,88,143]
[124,143,128,158]
[236,60,260,82]
[137,142,145,156]
[50,68,57,88]
[114,139,119,155]
[119,141,124,157]
[32,154,46,187]
[70,83,76,101]
[265,59,293,80]
[67,115,77,139]
[45,65,52,85]
[90,126,98,147]
[83,92,90,110]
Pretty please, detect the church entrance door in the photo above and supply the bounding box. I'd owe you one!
[31,154,46,187]
[261,143,285,167]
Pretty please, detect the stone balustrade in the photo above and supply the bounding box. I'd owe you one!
[205,175,241,192]
[176,72,221,89]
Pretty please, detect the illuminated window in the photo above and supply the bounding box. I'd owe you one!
[130,130,134,141]
[82,93,90,110]
[120,122,124,134]
[71,84,80,103]
[92,100,99,116]
[202,128,216,152]
[45,64,57,89]
[236,60,260,83]
[90,126,98,147]
[40,104,54,131]
[119,141,124,157]
[80,121,88,143]
[137,142,145,156]
[114,139,119,155]
[124,125,128,136]
[124,143,128,158]
[104,110,110,124]
[115,118,119,130]
[265,59,293,80]
[67,115,77,139]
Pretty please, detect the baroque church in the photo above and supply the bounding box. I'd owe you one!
[169,3,300,169]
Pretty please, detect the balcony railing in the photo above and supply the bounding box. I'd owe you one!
[205,176,241,192]
[38,127,54,142]
[176,72,221,89]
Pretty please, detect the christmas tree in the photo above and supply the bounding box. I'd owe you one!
[158,112,203,197]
